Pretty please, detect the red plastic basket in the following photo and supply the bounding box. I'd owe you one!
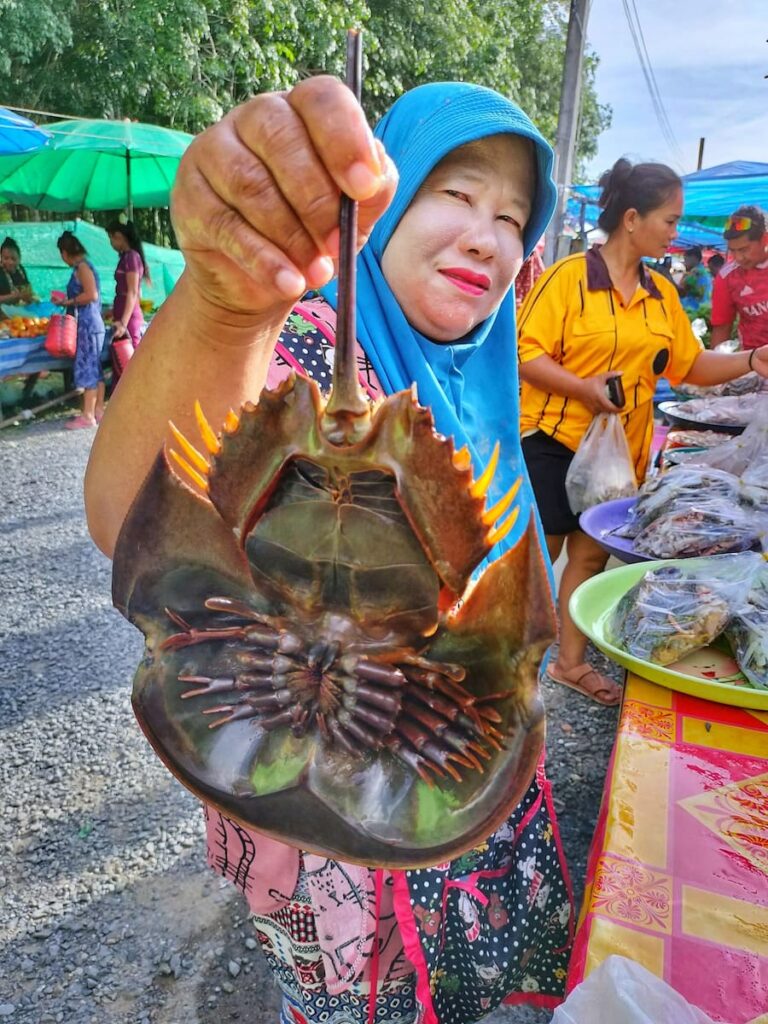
[110,336,135,383]
[43,314,77,359]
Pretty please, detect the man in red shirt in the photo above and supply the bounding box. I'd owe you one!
[711,205,768,350]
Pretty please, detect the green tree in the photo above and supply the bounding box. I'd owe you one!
[1,0,610,199]
[1,0,614,237]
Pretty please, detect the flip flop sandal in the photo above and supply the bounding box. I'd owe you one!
[544,664,623,706]
[64,415,96,431]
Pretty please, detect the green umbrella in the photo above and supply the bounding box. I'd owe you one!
[0,118,194,216]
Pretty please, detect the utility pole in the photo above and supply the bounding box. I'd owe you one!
[696,137,706,170]
[544,0,592,266]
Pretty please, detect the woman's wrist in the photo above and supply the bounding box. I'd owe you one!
[748,349,756,372]
[177,271,293,350]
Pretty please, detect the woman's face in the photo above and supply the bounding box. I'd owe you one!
[626,188,683,259]
[59,249,76,267]
[381,135,534,342]
[1,249,19,273]
[109,232,128,254]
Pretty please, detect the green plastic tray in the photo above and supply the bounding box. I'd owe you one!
[569,560,768,711]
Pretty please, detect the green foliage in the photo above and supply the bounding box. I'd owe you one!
[2,0,610,179]
[685,302,712,348]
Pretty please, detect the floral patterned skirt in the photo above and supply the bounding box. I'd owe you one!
[250,759,573,1024]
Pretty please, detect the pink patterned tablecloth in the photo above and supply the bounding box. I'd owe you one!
[567,674,768,1023]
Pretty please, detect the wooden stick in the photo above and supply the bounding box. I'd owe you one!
[324,28,368,432]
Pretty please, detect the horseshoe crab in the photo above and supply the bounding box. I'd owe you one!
[112,35,555,869]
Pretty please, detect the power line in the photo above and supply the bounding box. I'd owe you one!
[622,0,682,163]
[622,0,677,157]
[621,0,685,168]
[4,104,89,122]
[628,0,684,161]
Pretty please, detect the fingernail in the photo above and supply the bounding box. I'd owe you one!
[346,161,380,200]
[373,138,387,170]
[275,267,305,298]
[368,135,383,175]
[306,255,335,288]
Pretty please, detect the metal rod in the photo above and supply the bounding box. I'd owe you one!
[325,28,368,426]
[126,149,133,220]
[0,389,81,430]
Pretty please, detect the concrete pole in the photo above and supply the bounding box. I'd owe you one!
[696,137,706,171]
[544,0,592,266]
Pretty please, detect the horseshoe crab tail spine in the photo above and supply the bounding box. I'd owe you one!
[323,28,370,443]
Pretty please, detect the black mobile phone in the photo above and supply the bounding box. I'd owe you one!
[606,375,625,409]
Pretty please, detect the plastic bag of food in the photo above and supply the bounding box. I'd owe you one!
[665,393,766,426]
[614,466,764,539]
[673,371,763,399]
[565,413,637,514]
[726,567,768,689]
[608,553,763,665]
[674,406,768,486]
[632,497,768,558]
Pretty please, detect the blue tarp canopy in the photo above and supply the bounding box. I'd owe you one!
[568,160,768,250]
[679,161,768,218]
[683,161,768,181]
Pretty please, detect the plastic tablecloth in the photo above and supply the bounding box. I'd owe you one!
[0,302,68,377]
[567,673,768,1024]
[0,333,67,377]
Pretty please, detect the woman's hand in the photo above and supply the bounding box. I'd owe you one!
[577,373,627,414]
[112,321,127,340]
[171,76,398,324]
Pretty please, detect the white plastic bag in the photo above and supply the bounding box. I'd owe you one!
[552,956,718,1024]
[565,413,638,515]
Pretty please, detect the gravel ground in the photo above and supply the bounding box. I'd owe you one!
[0,413,622,1024]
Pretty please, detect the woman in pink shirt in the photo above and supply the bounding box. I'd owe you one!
[107,220,150,346]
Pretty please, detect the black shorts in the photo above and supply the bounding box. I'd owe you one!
[521,430,579,536]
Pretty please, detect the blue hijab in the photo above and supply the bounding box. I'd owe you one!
[322,82,556,559]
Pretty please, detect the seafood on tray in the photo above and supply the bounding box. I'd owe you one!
[632,497,768,558]
[608,554,763,667]
[674,372,764,400]
[663,393,767,427]
[614,466,768,541]
[609,564,731,665]
[664,429,733,451]
[726,568,768,689]
[668,413,768,486]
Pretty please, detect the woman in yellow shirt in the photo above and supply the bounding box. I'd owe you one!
[518,158,768,704]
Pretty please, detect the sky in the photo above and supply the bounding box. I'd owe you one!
[583,0,768,182]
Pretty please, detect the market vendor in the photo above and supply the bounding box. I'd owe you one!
[710,205,768,350]
[0,237,34,306]
[518,159,768,706]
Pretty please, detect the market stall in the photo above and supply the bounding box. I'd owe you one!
[565,379,768,1021]
[0,219,184,313]
[0,221,184,419]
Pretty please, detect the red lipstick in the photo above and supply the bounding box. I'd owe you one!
[439,267,491,295]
